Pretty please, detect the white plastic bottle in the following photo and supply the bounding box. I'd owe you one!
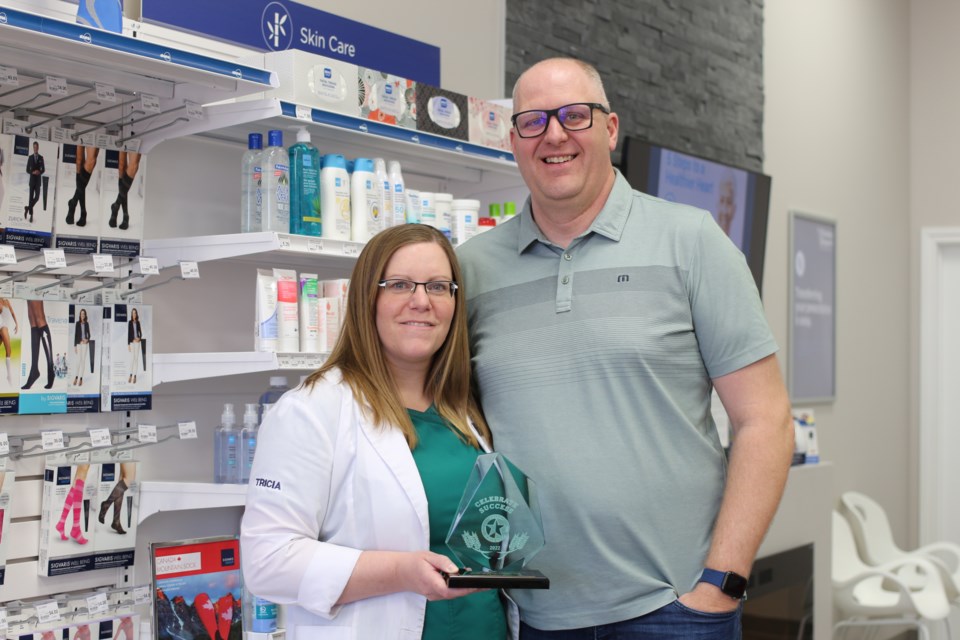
[239,403,259,484]
[434,192,453,240]
[451,198,480,246]
[374,158,393,229]
[406,188,421,224]
[261,129,290,232]
[419,192,437,229]
[350,158,381,242]
[215,403,239,484]
[241,133,263,233]
[388,160,406,227]
[320,154,351,240]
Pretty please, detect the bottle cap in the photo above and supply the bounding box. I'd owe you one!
[451,199,481,210]
[267,129,283,148]
[353,157,374,173]
[296,126,311,144]
[222,403,236,425]
[374,157,387,172]
[478,217,497,228]
[322,154,347,170]
[270,376,289,387]
[388,160,402,175]
[434,192,453,202]
[248,133,263,150]
[243,403,258,424]
[504,201,517,215]
[488,203,501,217]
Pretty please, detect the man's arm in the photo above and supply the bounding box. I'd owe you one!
[679,353,795,611]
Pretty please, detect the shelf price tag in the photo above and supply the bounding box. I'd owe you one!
[0,65,18,86]
[95,82,117,103]
[295,105,312,121]
[0,245,16,264]
[41,430,65,451]
[342,243,360,257]
[89,428,112,448]
[185,100,204,120]
[92,253,115,273]
[278,235,292,250]
[140,93,161,114]
[46,75,69,96]
[139,256,160,275]
[179,261,200,279]
[36,601,61,625]
[134,586,151,605]
[178,421,198,440]
[42,248,67,269]
[0,433,8,456]
[0,608,7,633]
[138,424,158,444]
[306,238,324,254]
[86,593,109,617]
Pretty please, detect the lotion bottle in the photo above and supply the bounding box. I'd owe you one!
[374,158,392,229]
[350,158,380,242]
[320,154,351,240]
[388,160,406,227]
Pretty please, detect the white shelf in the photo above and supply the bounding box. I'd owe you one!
[154,351,328,384]
[138,480,247,524]
[143,231,361,271]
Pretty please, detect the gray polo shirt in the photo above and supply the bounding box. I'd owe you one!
[456,170,777,630]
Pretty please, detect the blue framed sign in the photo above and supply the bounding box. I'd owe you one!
[141,0,440,86]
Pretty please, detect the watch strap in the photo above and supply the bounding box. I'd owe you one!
[698,568,748,599]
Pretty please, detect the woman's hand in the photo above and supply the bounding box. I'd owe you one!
[397,551,483,601]
[337,550,484,606]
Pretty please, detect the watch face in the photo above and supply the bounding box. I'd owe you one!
[722,572,749,598]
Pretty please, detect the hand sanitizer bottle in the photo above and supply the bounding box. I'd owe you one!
[240,403,259,484]
[261,129,290,233]
[241,133,263,233]
[214,403,237,484]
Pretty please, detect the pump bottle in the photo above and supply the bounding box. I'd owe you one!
[214,403,239,484]
[240,403,259,484]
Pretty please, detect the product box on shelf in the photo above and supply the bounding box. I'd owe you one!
[67,303,104,413]
[53,130,104,254]
[96,615,140,640]
[39,457,100,576]
[101,303,152,412]
[468,98,512,152]
[358,68,416,129]
[93,458,139,569]
[239,50,360,118]
[416,85,469,141]
[321,278,349,340]
[0,297,27,415]
[0,460,14,585]
[17,299,70,415]
[0,121,60,250]
[98,149,146,257]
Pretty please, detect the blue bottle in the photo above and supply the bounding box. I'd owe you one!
[289,127,321,236]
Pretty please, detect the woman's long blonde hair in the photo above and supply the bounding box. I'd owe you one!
[305,224,490,449]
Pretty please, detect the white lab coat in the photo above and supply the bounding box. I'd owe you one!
[240,369,519,640]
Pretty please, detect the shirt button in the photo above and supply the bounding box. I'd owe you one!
[563,253,572,261]
[561,275,570,285]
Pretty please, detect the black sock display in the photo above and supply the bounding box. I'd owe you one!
[21,326,41,389]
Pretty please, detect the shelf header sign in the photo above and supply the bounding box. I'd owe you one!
[141,0,441,86]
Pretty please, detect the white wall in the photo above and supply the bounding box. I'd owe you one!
[764,1,912,542]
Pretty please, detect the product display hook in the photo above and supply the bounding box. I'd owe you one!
[27,99,102,132]
[115,116,189,145]
[71,108,145,140]
[119,274,188,299]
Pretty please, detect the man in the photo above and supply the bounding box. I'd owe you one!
[25,141,45,222]
[457,57,794,638]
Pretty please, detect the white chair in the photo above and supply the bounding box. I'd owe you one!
[841,491,960,600]
[833,511,952,639]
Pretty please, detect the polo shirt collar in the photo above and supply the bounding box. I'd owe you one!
[516,169,633,253]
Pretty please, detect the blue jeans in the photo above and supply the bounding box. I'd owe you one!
[519,600,742,639]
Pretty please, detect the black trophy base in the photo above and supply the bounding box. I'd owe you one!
[444,569,550,589]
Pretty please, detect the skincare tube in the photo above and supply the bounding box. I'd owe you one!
[317,297,338,352]
[256,269,279,352]
[299,273,320,353]
[274,268,300,352]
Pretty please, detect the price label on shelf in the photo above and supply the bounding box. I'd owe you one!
[92,253,115,273]
[86,593,109,617]
[0,608,7,633]
[42,248,67,269]
[138,424,158,443]
[295,105,312,121]
[179,261,200,279]
[178,421,198,440]
[0,245,16,265]
[95,133,115,149]
[306,238,324,254]
[134,586,151,605]
[140,93,161,114]
[139,256,160,275]
[46,75,68,95]
[41,430,65,451]
[342,243,360,257]
[89,428,112,448]
[185,100,204,120]
[95,82,117,103]
[0,65,18,86]
[0,433,8,456]
[36,601,61,625]
[278,235,292,250]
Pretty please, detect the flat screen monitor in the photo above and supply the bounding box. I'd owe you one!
[620,137,772,292]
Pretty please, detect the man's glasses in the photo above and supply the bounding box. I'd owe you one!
[511,102,610,139]
[378,279,458,297]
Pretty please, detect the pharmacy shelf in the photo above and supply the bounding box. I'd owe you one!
[138,480,247,524]
[0,5,277,153]
[143,231,361,271]
[154,351,328,385]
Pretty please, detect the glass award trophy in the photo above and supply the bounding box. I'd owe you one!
[444,453,549,589]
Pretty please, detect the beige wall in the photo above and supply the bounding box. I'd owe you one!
[764,1,912,542]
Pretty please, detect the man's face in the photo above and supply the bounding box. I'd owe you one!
[32,143,39,154]
[510,61,618,215]
[717,180,735,234]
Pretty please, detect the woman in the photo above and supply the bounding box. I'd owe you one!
[72,308,91,387]
[0,297,18,386]
[241,224,512,639]
[127,307,141,384]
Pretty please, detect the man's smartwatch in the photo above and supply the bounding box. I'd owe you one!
[698,568,748,600]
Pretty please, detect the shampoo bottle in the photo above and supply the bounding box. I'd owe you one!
[288,127,321,236]
[388,160,406,227]
[241,133,263,233]
[320,154,351,240]
[261,129,290,233]
[240,403,259,484]
[215,403,239,484]
[374,158,393,229]
[350,158,381,242]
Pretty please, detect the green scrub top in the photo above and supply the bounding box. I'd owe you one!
[409,407,507,640]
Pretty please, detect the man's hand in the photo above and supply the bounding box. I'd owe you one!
[677,581,741,613]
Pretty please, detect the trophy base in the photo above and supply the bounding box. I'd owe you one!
[444,569,550,589]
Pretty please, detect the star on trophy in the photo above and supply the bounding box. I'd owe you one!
[444,453,549,589]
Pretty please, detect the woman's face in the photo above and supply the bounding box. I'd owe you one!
[131,309,138,321]
[79,309,87,322]
[375,242,456,377]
